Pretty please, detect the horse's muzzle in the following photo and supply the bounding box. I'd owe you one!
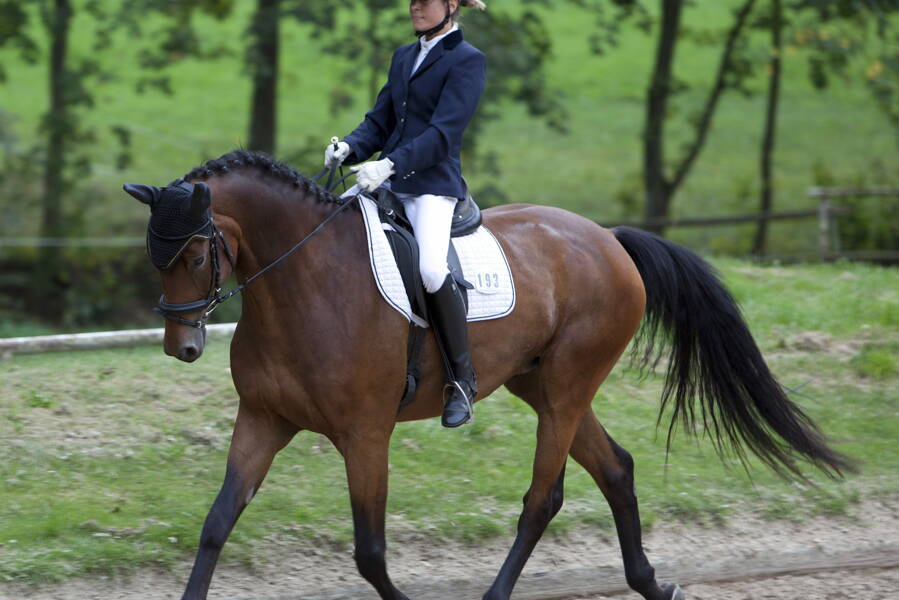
[164,323,206,362]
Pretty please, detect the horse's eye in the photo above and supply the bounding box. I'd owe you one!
[192,256,206,268]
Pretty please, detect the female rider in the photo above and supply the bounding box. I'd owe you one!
[325,0,487,428]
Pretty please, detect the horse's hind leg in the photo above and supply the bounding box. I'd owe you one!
[333,426,410,600]
[569,411,684,600]
[181,404,298,600]
[483,376,586,600]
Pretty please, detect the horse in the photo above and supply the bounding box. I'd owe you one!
[124,150,851,600]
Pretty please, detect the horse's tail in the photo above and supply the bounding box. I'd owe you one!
[612,226,854,479]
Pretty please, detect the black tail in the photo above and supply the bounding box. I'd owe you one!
[613,226,854,479]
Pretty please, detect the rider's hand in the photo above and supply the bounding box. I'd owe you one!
[324,141,351,167]
[352,158,395,192]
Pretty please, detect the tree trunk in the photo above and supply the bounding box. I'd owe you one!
[247,0,280,155]
[33,0,72,323]
[643,0,756,236]
[753,0,783,256]
[643,0,683,235]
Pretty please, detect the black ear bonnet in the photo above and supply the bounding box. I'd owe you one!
[136,179,212,270]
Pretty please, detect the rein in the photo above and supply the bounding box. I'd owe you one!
[155,181,357,329]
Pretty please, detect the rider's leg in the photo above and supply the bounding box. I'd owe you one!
[402,194,454,294]
[403,193,476,427]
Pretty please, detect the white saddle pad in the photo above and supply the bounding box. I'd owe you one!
[357,194,515,327]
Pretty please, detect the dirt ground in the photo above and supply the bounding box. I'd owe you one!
[4,496,897,600]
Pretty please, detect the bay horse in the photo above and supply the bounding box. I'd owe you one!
[124,150,850,600]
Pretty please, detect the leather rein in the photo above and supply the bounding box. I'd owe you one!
[154,166,356,329]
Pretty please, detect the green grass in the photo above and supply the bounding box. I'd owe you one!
[1,260,897,583]
[1,1,896,255]
[852,341,899,379]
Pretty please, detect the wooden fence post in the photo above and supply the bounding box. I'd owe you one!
[818,199,833,261]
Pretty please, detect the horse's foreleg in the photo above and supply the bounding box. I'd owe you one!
[483,411,579,600]
[181,405,298,600]
[569,411,684,600]
[336,428,410,600]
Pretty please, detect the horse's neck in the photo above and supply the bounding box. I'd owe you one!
[218,180,368,330]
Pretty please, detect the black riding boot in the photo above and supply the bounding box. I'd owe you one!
[428,274,477,428]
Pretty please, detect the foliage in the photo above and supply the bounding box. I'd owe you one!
[790,0,899,141]
[812,160,899,252]
[837,195,899,251]
[98,0,236,95]
[579,0,766,232]
[1,247,180,329]
[0,1,40,82]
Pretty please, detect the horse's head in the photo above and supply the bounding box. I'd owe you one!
[124,179,237,362]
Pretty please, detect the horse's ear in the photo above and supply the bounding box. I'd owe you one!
[188,182,211,220]
[123,183,160,208]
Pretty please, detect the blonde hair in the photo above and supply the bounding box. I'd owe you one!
[452,0,486,23]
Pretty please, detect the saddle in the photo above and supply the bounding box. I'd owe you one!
[365,184,482,413]
[368,185,481,319]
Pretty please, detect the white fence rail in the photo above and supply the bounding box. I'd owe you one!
[0,237,145,247]
[0,323,236,356]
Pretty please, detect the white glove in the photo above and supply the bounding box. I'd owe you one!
[324,140,350,167]
[351,158,395,192]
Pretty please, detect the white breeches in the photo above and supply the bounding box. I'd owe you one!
[397,193,456,293]
[341,185,456,294]
[342,184,456,293]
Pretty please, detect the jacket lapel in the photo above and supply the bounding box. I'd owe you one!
[401,43,417,83]
[409,30,463,82]
[410,43,445,82]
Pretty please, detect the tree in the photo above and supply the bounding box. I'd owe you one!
[0,0,222,323]
[36,0,74,322]
[247,0,346,154]
[0,0,113,322]
[323,0,409,113]
[642,0,758,234]
[752,0,784,256]
[247,0,281,154]
[573,0,762,234]
[749,0,899,254]
[118,0,342,156]
[791,0,899,141]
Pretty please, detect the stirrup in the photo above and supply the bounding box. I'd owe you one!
[442,381,474,428]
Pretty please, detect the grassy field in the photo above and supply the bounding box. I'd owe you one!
[1,1,896,254]
[1,259,897,583]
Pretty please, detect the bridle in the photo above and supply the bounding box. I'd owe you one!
[152,216,235,329]
[153,174,356,329]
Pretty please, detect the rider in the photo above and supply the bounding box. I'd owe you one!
[325,0,487,428]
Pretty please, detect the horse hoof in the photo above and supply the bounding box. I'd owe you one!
[662,583,685,600]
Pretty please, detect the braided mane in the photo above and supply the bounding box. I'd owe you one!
[184,150,341,205]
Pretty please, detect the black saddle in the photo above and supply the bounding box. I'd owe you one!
[373,182,482,239]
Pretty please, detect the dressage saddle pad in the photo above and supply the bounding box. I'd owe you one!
[358,194,515,326]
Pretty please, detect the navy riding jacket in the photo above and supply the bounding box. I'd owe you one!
[344,29,486,199]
